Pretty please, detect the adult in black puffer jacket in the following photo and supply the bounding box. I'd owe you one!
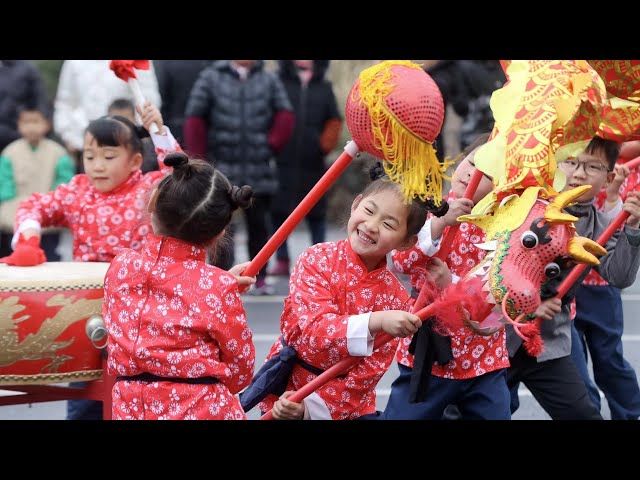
[425,60,504,161]
[269,60,342,276]
[0,60,49,152]
[155,60,213,148]
[184,60,294,291]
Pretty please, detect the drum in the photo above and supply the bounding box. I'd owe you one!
[0,262,110,385]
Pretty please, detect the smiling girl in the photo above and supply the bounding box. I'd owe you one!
[240,166,450,420]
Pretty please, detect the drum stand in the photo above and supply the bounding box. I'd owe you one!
[0,353,116,420]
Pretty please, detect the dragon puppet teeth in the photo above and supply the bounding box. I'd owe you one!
[471,266,485,278]
[486,292,496,304]
[474,241,497,251]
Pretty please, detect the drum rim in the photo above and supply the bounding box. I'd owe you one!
[0,262,109,292]
[0,370,103,385]
[0,282,105,293]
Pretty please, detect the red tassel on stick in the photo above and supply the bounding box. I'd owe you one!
[109,60,150,81]
[109,60,157,134]
[520,318,543,357]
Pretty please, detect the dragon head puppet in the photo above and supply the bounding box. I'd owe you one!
[455,185,605,354]
[439,60,640,355]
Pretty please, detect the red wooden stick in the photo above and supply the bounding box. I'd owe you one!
[556,209,631,298]
[243,142,359,278]
[259,301,438,420]
[622,155,640,170]
[435,168,484,261]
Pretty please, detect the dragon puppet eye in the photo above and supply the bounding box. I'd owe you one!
[520,230,539,249]
[544,262,561,279]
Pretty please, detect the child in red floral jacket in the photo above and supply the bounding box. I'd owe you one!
[0,101,179,420]
[104,151,257,419]
[385,133,512,420]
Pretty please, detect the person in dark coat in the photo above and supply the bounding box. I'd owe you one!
[269,60,342,276]
[424,60,504,161]
[154,60,212,148]
[184,60,295,294]
[0,60,49,153]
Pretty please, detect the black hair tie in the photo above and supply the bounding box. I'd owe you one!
[369,161,385,181]
[164,152,189,168]
[421,197,449,217]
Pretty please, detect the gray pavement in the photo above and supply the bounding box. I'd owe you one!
[2,221,640,420]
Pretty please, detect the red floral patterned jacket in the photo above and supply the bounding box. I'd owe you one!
[13,131,179,262]
[104,233,255,420]
[391,192,509,380]
[258,239,410,420]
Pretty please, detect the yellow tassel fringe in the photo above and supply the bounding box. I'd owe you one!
[357,60,449,204]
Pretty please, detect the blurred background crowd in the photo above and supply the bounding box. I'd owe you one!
[0,60,505,290]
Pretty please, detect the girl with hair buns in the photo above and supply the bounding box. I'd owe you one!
[103,151,257,420]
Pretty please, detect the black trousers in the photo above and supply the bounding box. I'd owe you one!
[212,194,272,280]
[507,346,602,420]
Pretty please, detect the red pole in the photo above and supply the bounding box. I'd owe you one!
[435,168,484,261]
[243,142,359,278]
[556,209,630,298]
[260,302,438,420]
[621,155,640,170]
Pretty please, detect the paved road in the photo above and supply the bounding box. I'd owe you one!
[2,222,639,420]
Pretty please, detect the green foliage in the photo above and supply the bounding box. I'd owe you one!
[30,60,64,101]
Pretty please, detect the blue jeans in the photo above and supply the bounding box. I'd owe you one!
[66,382,103,420]
[383,363,511,420]
[571,284,640,420]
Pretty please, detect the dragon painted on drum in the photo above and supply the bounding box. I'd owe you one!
[438,60,640,355]
[0,294,103,372]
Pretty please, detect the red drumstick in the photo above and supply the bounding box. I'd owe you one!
[109,60,159,134]
[435,168,484,261]
[556,208,631,298]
